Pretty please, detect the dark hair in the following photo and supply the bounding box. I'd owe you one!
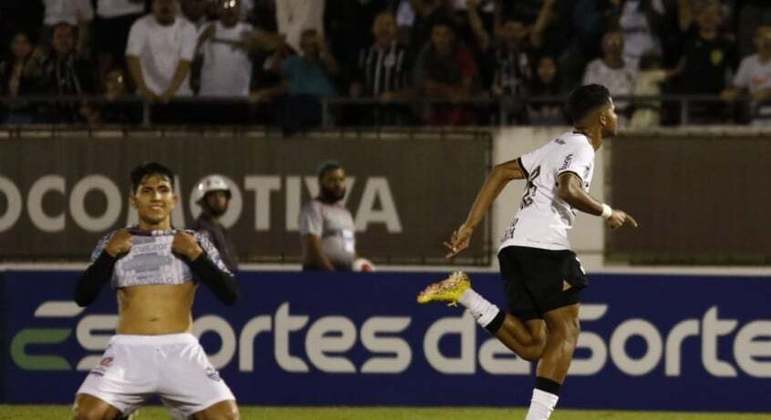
[317,160,343,180]
[566,84,611,123]
[130,162,175,193]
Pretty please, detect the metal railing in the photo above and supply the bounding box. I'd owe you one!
[0,93,757,128]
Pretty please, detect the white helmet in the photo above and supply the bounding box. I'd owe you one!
[194,175,231,204]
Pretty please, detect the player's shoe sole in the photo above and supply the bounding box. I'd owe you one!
[417,271,471,306]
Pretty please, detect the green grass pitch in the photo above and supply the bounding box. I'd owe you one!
[1,406,769,419]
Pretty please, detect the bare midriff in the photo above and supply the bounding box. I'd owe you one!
[116,283,197,335]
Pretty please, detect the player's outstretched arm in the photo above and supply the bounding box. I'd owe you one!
[557,172,638,229]
[445,158,526,258]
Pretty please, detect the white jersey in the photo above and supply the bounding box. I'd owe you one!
[499,131,596,251]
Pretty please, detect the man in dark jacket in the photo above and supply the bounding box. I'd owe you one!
[189,175,239,272]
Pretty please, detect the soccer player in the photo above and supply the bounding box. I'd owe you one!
[418,84,638,420]
[72,162,239,420]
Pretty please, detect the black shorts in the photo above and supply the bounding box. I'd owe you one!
[498,246,589,321]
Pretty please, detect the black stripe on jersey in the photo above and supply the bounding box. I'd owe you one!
[557,170,585,183]
[517,157,529,179]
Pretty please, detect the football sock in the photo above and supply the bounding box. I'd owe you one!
[459,288,504,334]
[525,377,561,420]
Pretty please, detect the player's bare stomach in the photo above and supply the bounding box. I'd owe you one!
[116,283,197,335]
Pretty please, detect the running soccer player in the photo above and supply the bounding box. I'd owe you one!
[72,162,239,420]
[418,84,638,420]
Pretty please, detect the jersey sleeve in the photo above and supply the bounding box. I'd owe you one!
[518,148,539,179]
[89,231,116,262]
[298,201,323,236]
[556,143,595,182]
[193,230,233,275]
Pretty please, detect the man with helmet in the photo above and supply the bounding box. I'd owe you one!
[189,175,239,273]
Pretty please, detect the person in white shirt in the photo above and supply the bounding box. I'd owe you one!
[418,84,638,420]
[721,25,771,125]
[42,0,94,56]
[583,30,637,118]
[198,0,254,97]
[94,0,145,83]
[125,0,197,103]
[299,161,358,271]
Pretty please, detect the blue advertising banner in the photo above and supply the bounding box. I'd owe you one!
[1,271,770,411]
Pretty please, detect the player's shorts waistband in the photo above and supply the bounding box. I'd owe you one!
[109,333,197,346]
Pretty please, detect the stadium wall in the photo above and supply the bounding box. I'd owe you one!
[1,270,769,412]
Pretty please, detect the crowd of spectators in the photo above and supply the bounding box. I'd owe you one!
[1,0,771,128]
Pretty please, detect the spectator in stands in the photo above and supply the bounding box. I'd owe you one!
[414,19,478,125]
[197,0,282,123]
[583,29,636,119]
[41,0,93,57]
[610,0,667,69]
[255,28,338,133]
[348,11,414,125]
[126,0,197,112]
[276,0,325,52]
[505,0,573,58]
[449,0,495,57]
[93,0,145,85]
[474,15,533,123]
[525,55,567,125]
[299,161,358,272]
[27,23,95,123]
[722,25,771,125]
[673,1,735,123]
[407,0,450,57]
[80,68,142,124]
[325,0,389,90]
[0,32,36,123]
[198,0,255,98]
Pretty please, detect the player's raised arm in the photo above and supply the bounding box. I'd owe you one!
[557,172,638,229]
[445,158,527,258]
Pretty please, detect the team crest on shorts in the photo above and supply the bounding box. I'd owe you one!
[90,357,114,376]
[205,366,222,382]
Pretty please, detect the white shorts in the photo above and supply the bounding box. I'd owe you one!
[76,333,235,416]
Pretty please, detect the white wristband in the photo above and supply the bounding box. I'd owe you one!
[600,203,613,219]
